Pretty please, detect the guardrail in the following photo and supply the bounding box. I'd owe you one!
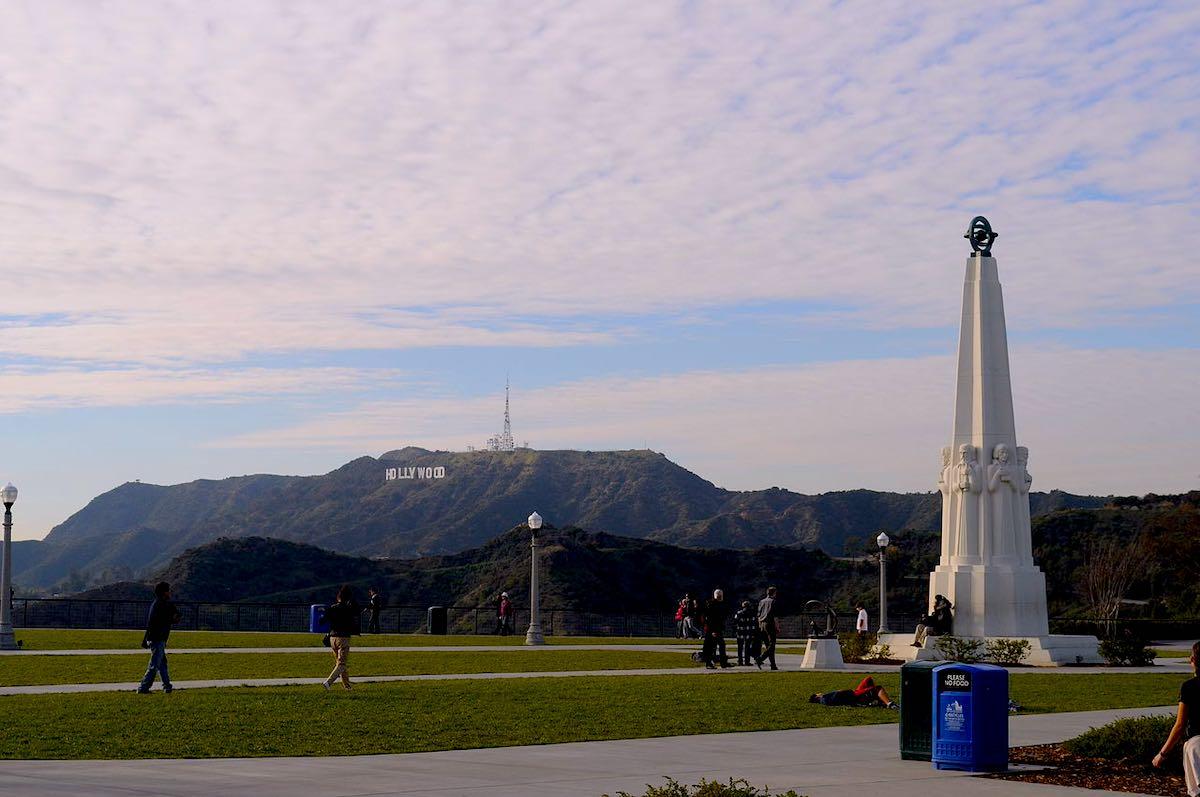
[5,597,924,637]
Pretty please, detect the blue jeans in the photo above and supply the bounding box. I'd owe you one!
[139,641,171,691]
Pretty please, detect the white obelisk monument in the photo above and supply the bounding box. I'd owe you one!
[884,218,1099,665]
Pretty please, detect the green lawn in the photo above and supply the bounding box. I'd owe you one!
[1155,649,1192,659]
[0,671,1185,760]
[0,649,696,686]
[12,629,692,650]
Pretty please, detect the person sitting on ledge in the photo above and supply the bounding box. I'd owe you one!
[912,594,953,647]
[1153,640,1200,795]
[809,676,898,709]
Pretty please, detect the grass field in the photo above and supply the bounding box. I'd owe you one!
[11,629,694,650]
[1155,649,1192,659]
[0,649,697,686]
[0,671,1185,760]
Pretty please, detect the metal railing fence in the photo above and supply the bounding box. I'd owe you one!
[9,598,1197,640]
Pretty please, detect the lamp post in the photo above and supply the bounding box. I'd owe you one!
[524,511,546,645]
[876,531,890,634]
[0,483,17,651]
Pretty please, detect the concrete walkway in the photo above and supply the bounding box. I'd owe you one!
[0,706,1175,797]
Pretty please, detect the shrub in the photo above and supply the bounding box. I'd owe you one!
[1098,635,1157,666]
[985,638,1032,666]
[935,635,984,663]
[839,632,875,663]
[606,777,803,797]
[867,642,893,662]
[1063,715,1174,762]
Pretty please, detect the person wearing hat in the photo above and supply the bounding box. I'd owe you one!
[497,592,514,636]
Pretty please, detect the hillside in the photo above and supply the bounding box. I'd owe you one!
[78,530,884,618]
[16,447,1106,590]
[74,494,1200,624]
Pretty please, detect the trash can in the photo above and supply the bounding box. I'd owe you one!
[309,604,329,634]
[931,662,1009,772]
[899,659,945,761]
[427,605,448,635]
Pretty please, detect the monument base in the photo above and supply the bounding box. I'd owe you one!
[800,637,844,669]
[878,632,1101,666]
[929,563,1050,638]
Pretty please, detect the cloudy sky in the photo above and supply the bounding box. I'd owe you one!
[1,1,1198,540]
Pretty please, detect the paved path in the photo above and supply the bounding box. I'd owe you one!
[0,706,1175,797]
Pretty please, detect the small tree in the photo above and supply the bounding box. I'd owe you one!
[1079,534,1151,636]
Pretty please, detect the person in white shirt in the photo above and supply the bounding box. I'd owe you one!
[855,604,869,638]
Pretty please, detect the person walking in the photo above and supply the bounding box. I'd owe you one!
[367,587,382,634]
[755,586,780,670]
[701,589,732,669]
[497,592,514,636]
[1153,641,1200,794]
[855,603,869,639]
[674,596,688,638]
[137,581,181,694]
[322,585,360,691]
[681,593,701,639]
[733,599,758,666]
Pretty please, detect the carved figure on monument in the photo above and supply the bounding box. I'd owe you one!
[987,444,1020,558]
[1016,446,1034,562]
[937,446,952,495]
[947,444,982,559]
[956,444,981,493]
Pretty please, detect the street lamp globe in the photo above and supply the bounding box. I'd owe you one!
[876,531,889,549]
[1,484,16,506]
[527,511,542,531]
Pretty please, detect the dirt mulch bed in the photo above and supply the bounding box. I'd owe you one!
[980,743,1186,796]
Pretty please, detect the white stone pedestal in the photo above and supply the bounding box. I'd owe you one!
[800,637,845,669]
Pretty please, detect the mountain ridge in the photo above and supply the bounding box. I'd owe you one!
[16,447,1107,590]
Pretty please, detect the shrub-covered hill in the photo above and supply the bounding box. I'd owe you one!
[80,530,893,616]
[16,446,1104,590]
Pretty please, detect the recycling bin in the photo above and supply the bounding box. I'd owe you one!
[931,662,1009,772]
[899,659,945,761]
[309,604,329,634]
[427,605,448,635]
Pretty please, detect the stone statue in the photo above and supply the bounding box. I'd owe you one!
[1015,446,1034,562]
[956,444,981,494]
[987,443,1019,558]
[1017,446,1032,494]
[948,444,982,559]
[937,446,954,561]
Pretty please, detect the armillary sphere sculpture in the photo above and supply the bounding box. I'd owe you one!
[804,599,838,639]
[964,215,998,256]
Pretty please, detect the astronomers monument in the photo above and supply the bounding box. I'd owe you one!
[882,218,1100,665]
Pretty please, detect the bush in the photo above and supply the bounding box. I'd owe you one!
[1099,635,1157,666]
[935,635,984,663]
[839,632,875,663]
[985,638,1032,666]
[606,778,803,797]
[1063,715,1174,762]
[867,642,893,662]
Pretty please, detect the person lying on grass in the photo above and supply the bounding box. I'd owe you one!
[809,676,898,709]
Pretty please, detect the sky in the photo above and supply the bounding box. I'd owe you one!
[0,1,1198,541]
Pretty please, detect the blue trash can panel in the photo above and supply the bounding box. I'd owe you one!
[931,663,1008,772]
[309,604,330,634]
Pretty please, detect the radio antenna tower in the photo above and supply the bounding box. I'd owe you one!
[502,377,513,446]
[485,377,516,451]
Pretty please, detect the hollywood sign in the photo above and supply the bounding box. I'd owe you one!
[385,466,446,481]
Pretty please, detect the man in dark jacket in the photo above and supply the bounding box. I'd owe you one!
[701,588,732,669]
[138,581,181,694]
[322,585,360,690]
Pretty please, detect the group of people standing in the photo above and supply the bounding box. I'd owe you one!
[676,586,780,670]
